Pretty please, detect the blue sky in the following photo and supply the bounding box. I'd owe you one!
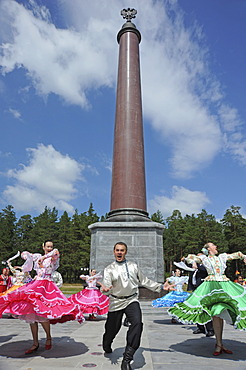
[0,0,246,220]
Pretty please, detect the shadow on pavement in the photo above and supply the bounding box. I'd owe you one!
[0,334,18,343]
[170,338,246,360]
[0,336,89,359]
[104,346,147,370]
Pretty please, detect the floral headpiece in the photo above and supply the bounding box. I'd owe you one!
[201,247,209,256]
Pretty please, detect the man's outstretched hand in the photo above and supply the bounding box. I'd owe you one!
[101,285,113,292]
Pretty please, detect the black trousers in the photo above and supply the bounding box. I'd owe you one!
[197,320,213,333]
[103,301,143,350]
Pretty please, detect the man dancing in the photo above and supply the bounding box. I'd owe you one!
[101,241,167,370]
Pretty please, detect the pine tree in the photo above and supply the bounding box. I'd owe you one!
[221,206,246,278]
[28,207,59,252]
[0,205,17,262]
[163,210,185,275]
[16,214,34,251]
[151,210,165,224]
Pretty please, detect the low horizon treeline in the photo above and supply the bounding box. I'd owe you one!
[0,204,245,282]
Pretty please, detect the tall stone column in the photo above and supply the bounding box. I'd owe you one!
[89,9,164,291]
[108,11,148,222]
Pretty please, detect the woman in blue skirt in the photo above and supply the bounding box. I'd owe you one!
[152,268,190,308]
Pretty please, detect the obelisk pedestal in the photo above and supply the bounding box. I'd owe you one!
[89,221,164,280]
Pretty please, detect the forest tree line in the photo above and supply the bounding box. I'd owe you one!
[0,204,246,282]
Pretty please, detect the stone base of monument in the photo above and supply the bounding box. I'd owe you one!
[89,221,165,284]
[139,287,166,299]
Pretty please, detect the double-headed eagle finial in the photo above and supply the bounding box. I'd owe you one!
[120,8,137,22]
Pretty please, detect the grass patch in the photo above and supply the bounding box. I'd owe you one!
[60,283,83,295]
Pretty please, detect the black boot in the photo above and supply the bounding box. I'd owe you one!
[102,337,112,353]
[103,343,112,354]
[121,346,135,370]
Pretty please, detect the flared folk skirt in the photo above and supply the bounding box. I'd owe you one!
[168,280,246,330]
[0,283,24,296]
[0,279,85,324]
[152,291,191,308]
[69,288,109,315]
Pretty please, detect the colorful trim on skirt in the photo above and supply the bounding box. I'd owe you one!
[168,280,246,330]
[152,291,191,307]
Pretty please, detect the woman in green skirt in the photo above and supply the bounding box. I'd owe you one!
[168,242,246,356]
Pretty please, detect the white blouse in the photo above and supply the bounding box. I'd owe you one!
[185,251,246,282]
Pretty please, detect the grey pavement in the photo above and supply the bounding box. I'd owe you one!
[0,301,245,370]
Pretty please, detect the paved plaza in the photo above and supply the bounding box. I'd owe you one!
[0,301,245,370]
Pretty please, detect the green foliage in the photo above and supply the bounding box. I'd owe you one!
[0,205,17,262]
[162,207,245,280]
[151,210,165,224]
[0,203,99,281]
[0,203,245,281]
[220,206,246,278]
[163,210,185,274]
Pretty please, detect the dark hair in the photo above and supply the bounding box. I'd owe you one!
[175,268,182,275]
[114,242,127,251]
[42,240,53,247]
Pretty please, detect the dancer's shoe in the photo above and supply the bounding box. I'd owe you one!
[25,344,39,355]
[103,345,112,354]
[45,338,52,350]
[213,345,222,356]
[221,345,233,354]
[193,328,205,334]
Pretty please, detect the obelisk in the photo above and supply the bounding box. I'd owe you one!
[89,9,164,289]
[108,8,148,222]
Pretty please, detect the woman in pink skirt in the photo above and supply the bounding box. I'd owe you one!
[0,240,84,354]
[69,269,109,320]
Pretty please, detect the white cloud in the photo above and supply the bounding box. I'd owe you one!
[3,144,84,213]
[6,108,22,120]
[0,0,118,107]
[0,79,5,94]
[96,152,112,172]
[0,0,245,179]
[148,185,210,218]
[139,2,224,178]
[0,151,11,158]
[219,104,246,165]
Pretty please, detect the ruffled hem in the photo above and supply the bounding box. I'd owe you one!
[152,291,191,308]
[168,280,246,330]
[0,284,23,296]
[0,279,85,324]
[69,289,109,315]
